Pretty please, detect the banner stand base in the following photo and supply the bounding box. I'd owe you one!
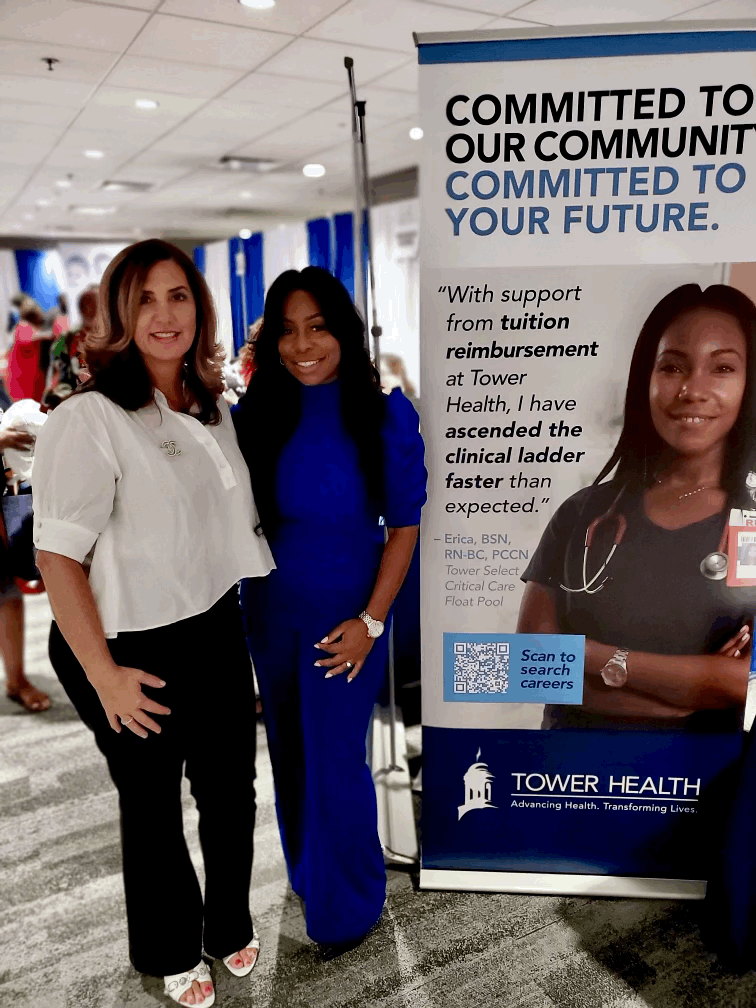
[419,869,706,900]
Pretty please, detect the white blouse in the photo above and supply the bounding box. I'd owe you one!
[33,389,274,637]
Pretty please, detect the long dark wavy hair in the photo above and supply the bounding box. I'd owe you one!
[595,283,756,510]
[76,239,224,425]
[236,267,384,535]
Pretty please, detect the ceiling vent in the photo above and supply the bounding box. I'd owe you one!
[100,180,155,193]
[218,156,278,173]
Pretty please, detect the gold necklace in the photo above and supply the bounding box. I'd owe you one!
[656,479,717,501]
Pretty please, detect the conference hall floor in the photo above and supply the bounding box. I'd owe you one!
[2,593,756,1008]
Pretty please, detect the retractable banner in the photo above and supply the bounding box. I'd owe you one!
[417,22,756,897]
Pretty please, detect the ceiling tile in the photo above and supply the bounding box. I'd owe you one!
[0,142,55,166]
[82,0,158,6]
[72,104,178,137]
[91,87,204,117]
[369,60,418,93]
[0,0,150,50]
[259,38,408,84]
[509,0,707,24]
[669,0,756,18]
[0,121,64,146]
[0,73,93,107]
[416,0,532,12]
[307,0,494,53]
[106,57,241,98]
[222,72,347,109]
[0,40,118,83]
[149,130,239,158]
[235,109,352,160]
[127,14,293,71]
[156,0,347,34]
[476,15,544,27]
[0,100,75,126]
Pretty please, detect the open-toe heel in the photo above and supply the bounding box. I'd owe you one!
[163,960,215,1006]
[222,931,260,977]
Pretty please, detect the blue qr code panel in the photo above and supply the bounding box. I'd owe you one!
[453,641,509,694]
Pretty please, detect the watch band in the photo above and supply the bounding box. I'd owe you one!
[600,648,629,689]
[358,611,384,638]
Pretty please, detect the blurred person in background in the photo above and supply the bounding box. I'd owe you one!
[48,285,96,395]
[0,413,51,713]
[380,352,417,403]
[52,293,69,339]
[7,296,51,403]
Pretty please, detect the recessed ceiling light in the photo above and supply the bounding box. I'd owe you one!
[135,98,159,110]
[409,127,424,140]
[239,228,252,239]
[240,190,253,198]
[22,213,34,221]
[72,205,116,215]
[238,0,276,8]
[36,199,52,207]
[55,177,73,189]
[10,223,22,230]
[83,149,104,159]
[303,163,325,178]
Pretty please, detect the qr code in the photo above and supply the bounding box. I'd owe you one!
[453,641,509,694]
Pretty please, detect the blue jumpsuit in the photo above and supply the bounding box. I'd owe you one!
[239,382,426,945]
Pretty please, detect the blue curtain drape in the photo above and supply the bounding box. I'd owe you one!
[14,250,61,312]
[229,234,264,354]
[307,218,332,270]
[192,245,205,274]
[332,213,355,299]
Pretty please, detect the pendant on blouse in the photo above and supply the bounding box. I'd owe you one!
[161,440,182,457]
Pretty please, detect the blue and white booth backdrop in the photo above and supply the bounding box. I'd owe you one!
[417,21,756,898]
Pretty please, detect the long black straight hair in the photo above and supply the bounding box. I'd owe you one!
[236,267,384,535]
[595,283,756,510]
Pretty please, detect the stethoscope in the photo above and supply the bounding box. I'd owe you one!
[559,484,729,595]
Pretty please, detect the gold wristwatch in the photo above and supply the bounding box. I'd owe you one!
[600,648,629,688]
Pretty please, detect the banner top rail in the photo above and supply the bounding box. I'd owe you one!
[413,19,756,48]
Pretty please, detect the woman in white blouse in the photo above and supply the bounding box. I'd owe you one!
[33,240,274,1007]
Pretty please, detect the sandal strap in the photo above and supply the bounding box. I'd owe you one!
[164,960,212,996]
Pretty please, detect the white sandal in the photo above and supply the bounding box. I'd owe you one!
[222,931,260,978]
[163,960,215,1006]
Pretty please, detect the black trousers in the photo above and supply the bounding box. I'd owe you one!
[49,589,257,977]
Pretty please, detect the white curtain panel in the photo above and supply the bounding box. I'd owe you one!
[369,198,420,395]
[263,222,308,292]
[204,240,234,362]
[0,249,20,358]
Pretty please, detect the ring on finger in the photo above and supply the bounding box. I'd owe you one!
[345,662,353,669]
[121,716,134,725]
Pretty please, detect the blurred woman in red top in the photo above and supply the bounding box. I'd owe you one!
[7,299,49,402]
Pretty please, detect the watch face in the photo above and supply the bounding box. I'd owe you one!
[369,621,384,638]
[601,660,627,688]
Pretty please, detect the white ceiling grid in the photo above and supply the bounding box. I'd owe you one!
[0,0,750,240]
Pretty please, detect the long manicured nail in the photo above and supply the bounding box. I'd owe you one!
[321,636,329,643]
[735,650,741,657]
[314,661,321,667]
[324,672,334,679]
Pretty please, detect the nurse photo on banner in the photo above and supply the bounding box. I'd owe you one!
[518,282,756,732]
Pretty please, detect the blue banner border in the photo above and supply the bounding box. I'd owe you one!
[418,30,756,64]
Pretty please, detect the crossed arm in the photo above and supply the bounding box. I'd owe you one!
[517,581,749,717]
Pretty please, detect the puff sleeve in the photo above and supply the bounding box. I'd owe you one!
[33,397,120,562]
[381,388,427,528]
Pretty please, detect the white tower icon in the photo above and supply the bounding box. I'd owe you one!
[458,748,496,820]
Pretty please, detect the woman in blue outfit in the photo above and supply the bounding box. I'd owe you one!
[234,267,426,950]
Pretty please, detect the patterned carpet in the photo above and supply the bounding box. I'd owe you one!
[2,595,756,1008]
